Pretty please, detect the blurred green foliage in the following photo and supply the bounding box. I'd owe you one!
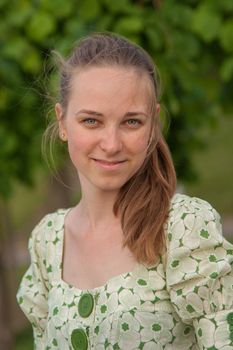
[1,0,233,198]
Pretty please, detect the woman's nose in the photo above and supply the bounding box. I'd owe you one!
[99,127,123,154]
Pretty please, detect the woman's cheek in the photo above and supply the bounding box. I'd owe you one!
[133,133,150,154]
[67,131,86,150]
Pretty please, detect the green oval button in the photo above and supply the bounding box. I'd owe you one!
[227,312,233,325]
[78,293,94,318]
[71,328,88,350]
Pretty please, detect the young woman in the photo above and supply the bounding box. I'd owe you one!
[17,33,233,350]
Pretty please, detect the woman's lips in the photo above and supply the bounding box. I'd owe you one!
[92,158,126,169]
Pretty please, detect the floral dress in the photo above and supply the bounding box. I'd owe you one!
[17,194,233,349]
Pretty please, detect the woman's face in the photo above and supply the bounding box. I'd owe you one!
[56,66,158,193]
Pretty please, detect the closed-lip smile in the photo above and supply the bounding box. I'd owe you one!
[92,158,126,164]
[91,158,127,169]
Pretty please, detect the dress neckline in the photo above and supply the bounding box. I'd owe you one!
[56,208,141,293]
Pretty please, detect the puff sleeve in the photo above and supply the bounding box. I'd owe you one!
[166,195,233,349]
[16,215,50,349]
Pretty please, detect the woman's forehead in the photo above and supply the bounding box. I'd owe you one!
[68,66,154,110]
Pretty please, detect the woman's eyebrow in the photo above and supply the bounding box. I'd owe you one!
[125,111,148,117]
[75,109,148,117]
[75,109,103,116]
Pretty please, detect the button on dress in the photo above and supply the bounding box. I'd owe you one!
[16,194,233,349]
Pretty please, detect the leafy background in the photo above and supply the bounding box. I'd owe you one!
[0,0,232,348]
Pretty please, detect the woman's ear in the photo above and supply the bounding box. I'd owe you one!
[55,103,67,141]
[156,103,160,114]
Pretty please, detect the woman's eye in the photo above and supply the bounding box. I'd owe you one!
[82,118,98,126]
[125,119,141,127]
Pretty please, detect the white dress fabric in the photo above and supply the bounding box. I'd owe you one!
[17,194,233,349]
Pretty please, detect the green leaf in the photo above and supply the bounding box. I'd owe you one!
[114,16,144,34]
[2,37,30,61]
[0,0,8,10]
[22,47,42,74]
[96,14,113,31]
[2,38,42,73]
[217,0,233,12]
[63,20,87,47]
[101,0,131,14]
[191,4,222,42]
[167,88,180,115]
[172,31,201,59]
[220,56,233,81]
[40,0,73,19]
[78,0,100,21]
[219,20,233,52]
[146,27,163,51]
[162,2,193,29]
[27,11,56,42]
[0,88,10,109]
[0,60,22,85]
[6,3,32,28]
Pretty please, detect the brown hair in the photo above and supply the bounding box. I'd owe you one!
[46,32,176,264]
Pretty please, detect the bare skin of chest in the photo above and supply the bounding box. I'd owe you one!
[62,224,136,290]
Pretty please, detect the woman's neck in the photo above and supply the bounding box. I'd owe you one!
[75,183,121,233]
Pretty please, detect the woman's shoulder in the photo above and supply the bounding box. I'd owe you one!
[171,192,217,209]
[167,193,222,241]
[30,208,70,243]
[170,193,220,219]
